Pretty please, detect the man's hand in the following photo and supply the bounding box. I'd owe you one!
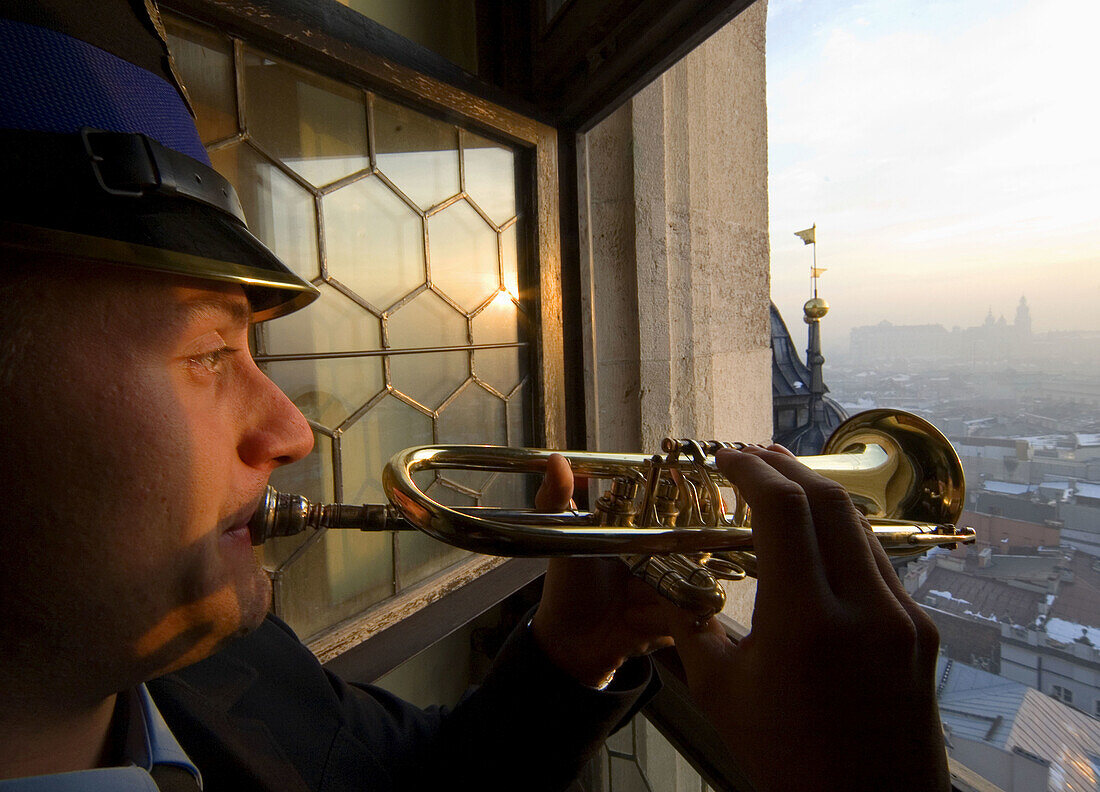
[528,454,694,687]
[669,445,950,792]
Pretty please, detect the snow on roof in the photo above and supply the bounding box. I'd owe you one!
[918,567,1043,627]
[929,590,971,605]
[1076,482,1100,500]
[1037,480,1070,493]
[1020,435,1064,447]
[982,480,1030,495]
[1043,617,1100,646]
[1076,433,1100,447]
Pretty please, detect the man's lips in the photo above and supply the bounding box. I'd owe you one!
[220,497,263,541]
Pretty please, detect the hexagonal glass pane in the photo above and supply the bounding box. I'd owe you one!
[324,175,424,310]
[242,48,369,187]
[209,142,319,280]
[386,290,467,349]
[427,200,499,312]
[609,756,649,790]
[472,292,527,396]
[321,528,393,608]
[389,352,468,412]
[260,356,384,430]
[507,380,533,447]
[501,224,520,299]
[262,282,381,355]
[398,480,474,589]
[374,97,460,210]
[164,17,237,145]
[482,471,533,510]
[437,384,506,445]
[472,291,523,345]
[474,347,526,399]
[341,395,433,506]
[398,519,470,589]
[461,129,516,226]
[437,384,507,491]
[262,430,340,638]
[427,481,477,508]
[268,431,334,520]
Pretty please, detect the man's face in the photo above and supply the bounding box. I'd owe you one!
[1,263,313,699]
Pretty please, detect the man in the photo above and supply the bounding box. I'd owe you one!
[0,1,950,790]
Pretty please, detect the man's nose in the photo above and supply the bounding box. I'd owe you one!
[237,364,315,469]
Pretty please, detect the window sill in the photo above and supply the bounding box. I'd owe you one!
[316,556,547,680]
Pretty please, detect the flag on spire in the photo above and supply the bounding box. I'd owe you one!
[811,267,827,277]
[795,225,816,245]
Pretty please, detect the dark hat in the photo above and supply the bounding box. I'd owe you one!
[0,0,319,320]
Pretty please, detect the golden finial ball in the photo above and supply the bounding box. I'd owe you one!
[803,297,829,321]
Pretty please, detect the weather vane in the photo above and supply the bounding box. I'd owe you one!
[795,223,825,298]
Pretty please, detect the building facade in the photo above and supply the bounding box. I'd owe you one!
[1000,623,1100,720]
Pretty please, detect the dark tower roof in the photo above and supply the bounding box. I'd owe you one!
[778,405,848,456]
[770,301,848,455]
[771,302,813,399]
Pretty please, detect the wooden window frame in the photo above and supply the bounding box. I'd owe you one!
[163,0,565,668]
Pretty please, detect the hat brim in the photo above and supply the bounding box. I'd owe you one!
[1,219,319,322]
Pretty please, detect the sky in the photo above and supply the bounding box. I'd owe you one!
[766,0,1100,356]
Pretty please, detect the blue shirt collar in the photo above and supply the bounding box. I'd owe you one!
[0,684,202,790]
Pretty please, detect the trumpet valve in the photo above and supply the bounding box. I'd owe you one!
[595,477,640,527]
[654,478,680,525]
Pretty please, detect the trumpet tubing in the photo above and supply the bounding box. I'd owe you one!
[250,409,974,622]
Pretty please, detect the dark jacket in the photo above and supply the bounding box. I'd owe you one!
[148,615,657,791]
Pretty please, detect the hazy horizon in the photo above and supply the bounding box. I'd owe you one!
[766,0,1100,355]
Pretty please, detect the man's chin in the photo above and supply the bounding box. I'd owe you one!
[237,563,274,633]
[139,569,272,679]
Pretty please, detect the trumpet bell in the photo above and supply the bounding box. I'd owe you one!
[819,408,965,526]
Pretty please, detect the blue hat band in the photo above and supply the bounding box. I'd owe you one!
[0,17,209,165]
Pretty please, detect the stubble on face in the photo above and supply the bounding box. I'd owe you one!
[0,262,298,700]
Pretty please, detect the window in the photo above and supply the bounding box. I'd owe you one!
[164,10,560,646]
[1052,685,1073,705]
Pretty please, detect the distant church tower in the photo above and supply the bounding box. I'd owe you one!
[1014,296,1031,337]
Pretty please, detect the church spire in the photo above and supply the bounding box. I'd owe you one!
[804,295,829,426]
[1014,295,1031,336]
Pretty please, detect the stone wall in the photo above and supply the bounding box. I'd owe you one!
[577,0,771,626]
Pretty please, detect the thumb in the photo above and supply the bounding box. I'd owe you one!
[535,453,574,511]
[669,615,738,691]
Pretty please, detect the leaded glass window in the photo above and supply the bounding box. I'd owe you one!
[166,14,535,641]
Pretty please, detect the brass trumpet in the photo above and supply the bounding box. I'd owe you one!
[250,409,974,621]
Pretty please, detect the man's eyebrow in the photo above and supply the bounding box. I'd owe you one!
[178,296,253,328]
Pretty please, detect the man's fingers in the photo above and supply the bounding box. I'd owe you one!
[765,443,797,458]
[535,453,574,511]
[668,615,738,693]
[863,527,942,669]
[714,448,829,605]
[739,447,883,603]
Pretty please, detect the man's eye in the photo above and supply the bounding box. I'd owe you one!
[191,346,238,374]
